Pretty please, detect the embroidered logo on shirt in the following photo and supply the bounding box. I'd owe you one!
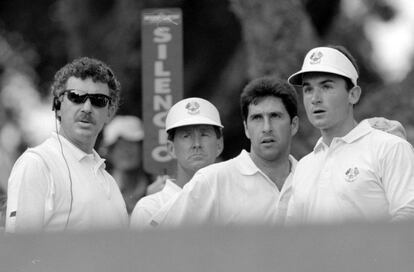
[309,51,323,64]
[185,101,200,115]
[344,167,359,182]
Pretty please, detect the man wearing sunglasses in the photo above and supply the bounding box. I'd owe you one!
[6,57,129,233]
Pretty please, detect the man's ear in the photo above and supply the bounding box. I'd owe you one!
[167,140,177,159]
[216,137,224,158]
[105,105,116,124]
[243,120,250,140]
[290,116,299,137]
[349,85,361,105]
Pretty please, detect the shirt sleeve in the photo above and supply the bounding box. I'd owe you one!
[6,152,51,233]
[380,141,414,221]
[130,199,156,230]
[156,172,217,227]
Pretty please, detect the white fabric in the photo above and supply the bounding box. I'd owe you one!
[154,150,297,227]
[130,179,181,229]
[6,133,129,233]
[165,97,223,131]
[288,47,359,86]
[286,120,414,225]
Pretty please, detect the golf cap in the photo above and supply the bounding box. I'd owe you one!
[288,47,358,86]
[103,115,144,146]
[165,97,223,132]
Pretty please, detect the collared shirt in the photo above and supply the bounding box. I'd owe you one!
[154,150,297,227]
[6,133,128,233]
[129,179,181,230]
[286,120,414,225]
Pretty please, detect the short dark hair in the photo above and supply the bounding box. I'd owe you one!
[167,126,223,141]
[50,57,121,111]
[327,45,359,89]
[240,77,298,122]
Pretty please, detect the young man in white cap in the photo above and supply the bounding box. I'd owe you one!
[286,45,414,225]
[152,77,299,227]
[129,97,224,229]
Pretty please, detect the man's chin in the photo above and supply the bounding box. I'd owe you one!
[189,160,211,172]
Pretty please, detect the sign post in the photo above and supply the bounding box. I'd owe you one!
[141,8,183,175]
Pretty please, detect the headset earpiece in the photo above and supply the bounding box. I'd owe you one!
[52,97,61,111]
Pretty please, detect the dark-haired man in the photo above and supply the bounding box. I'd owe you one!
[155,77,299,227]
[6,57,128,233]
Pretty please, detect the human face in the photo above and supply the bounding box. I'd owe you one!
[168,125,223,175]
[110,138,142,171]
[58,77,114,153]
[302,73,360,139]
[244,96,298,164]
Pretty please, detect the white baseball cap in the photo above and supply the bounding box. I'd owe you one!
[165,97,223,132]
[103,115,144,146]
[288,47,359,86]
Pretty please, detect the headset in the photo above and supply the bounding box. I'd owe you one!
[52,96,61,111]
[52,95,73,230]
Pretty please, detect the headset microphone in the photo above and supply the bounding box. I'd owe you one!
[52,95,73,230]
[52,97,61,111]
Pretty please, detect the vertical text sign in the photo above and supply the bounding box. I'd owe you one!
[142,8,183,175]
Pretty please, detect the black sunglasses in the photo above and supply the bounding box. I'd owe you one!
[62,89,112,108]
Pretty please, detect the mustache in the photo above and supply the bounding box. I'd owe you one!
[77,112,95,124]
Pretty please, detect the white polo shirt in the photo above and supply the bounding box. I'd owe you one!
[155,150,296,227]
[6,133,129,233]
[129,179,181,229]
[287,120,414,225]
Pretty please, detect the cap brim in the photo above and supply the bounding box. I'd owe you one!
[166,116,223,132]
[288,66,357,86]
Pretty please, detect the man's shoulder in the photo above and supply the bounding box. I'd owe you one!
[135,191,162,209]
[197,153,242,175]
[296,151,316,166]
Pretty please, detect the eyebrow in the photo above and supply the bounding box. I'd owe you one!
[303,78,335,86]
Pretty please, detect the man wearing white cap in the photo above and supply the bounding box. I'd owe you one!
[130,97,224,229]
[152,77,299,227]
[286,45,414,225]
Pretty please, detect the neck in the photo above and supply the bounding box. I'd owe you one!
[58,130,95,154]
[249,151,291,191]
[321,117,357,146]
[175,165,195,188]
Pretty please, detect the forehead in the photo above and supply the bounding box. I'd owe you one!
[247,96,287,115]
[66,76,110,95]
[302,72,346,85]
[175,124,216,132]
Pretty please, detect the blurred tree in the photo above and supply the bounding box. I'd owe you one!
[0,0,412,162]
[0,0,68,96]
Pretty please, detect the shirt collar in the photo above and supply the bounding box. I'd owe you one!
[163,179,182,195]
[237,149,297,176]
[51,132,106,169]
[313,119,373,153]
[237,150,259,175]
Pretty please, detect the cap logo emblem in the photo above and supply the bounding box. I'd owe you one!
[344,167,359,182]
[185,101,200,115]
[309,51,323,64]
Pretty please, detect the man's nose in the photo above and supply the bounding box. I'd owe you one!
[311,88,322,104]
[81,98,93,112]
[192,134,202,148]
[263,116,272,132]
